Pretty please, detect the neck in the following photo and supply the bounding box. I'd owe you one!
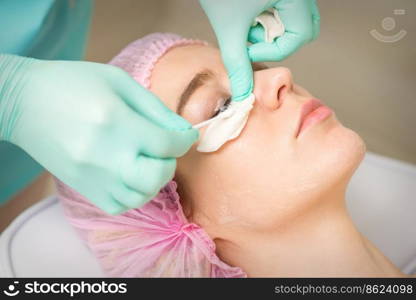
[215,192,404,277]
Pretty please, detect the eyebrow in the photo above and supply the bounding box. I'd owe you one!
[177,69,215,115]
[177,63,268,115]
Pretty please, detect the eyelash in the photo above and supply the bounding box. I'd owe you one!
[212,97,231,118]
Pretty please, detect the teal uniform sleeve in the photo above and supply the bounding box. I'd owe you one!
[0,0,93,204]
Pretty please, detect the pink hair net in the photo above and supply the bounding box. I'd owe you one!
[56,33,246,278]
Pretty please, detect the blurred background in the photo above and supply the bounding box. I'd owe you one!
[1,0,415,230]
[86,0,415,164]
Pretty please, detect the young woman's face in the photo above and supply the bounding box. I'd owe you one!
[149,44,366,232]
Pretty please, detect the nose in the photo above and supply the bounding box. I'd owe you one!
[253,67,294,110]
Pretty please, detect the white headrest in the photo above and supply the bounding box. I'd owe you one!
[0,196,103,277]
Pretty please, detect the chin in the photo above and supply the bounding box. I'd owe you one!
[291,125,366,210]
[322,124,367,187]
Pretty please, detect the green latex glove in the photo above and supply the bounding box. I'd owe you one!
[199,0,320,101]
[0,54,198,214]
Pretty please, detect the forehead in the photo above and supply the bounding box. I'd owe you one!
[149,44,228,112]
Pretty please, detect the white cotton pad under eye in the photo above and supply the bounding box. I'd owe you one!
[194,94,255,153]
[253,8,285,43]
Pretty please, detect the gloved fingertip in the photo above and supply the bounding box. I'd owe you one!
[190,127,200,140]
[163,127,199,157]
[232,89,253,102]
[230,76,254,102]
[106,208,124,216]
[165,114,193,131]
[103,200,128,216]
[178,127,200,149]
[312,18,321,41]
[248,40,290,62]
[248,25,266,44]
[173,126,199,140]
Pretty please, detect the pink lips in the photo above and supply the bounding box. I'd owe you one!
[296,99,333,137]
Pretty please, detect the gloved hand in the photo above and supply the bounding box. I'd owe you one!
[199,0,320,101]
[0,54,198,215]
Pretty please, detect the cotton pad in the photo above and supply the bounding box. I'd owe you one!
[253,8,285,43]
[193,93,255,152]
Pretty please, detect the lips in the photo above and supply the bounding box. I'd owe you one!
[296,99,333,137]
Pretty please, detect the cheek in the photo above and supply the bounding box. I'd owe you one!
[176,112,299,226]
[212,108,295,190]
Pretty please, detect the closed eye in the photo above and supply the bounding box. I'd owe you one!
[211,97,231,118]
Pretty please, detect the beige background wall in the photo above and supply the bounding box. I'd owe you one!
[86,0,415,164]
